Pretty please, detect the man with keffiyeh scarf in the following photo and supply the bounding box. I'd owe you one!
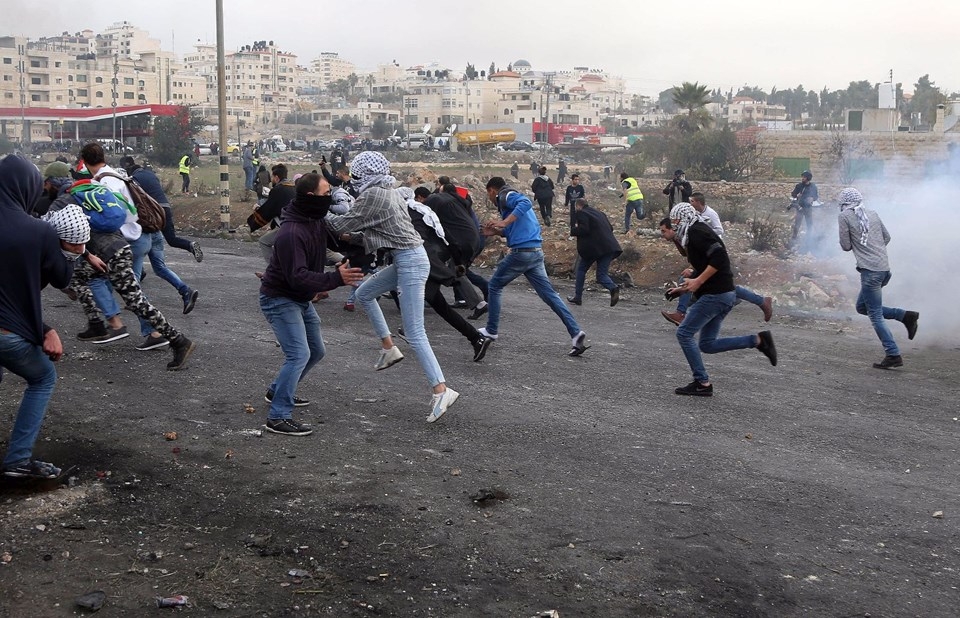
[662,202,778,396]
[837,187,919,369]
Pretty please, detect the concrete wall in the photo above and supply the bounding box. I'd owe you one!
[757,130,960,183]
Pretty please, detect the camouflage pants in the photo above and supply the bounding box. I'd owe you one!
[73,247,181,341]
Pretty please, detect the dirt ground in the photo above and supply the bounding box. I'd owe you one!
[2,173,959,616]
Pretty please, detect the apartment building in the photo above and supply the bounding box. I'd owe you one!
[184,40,298,124]
[94,21,161,60]
[311,101,401,130]
[311,52,355,90]
[724,97,788,124]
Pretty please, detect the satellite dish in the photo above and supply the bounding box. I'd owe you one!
[344,126,354,134]
[391,129,398,137]
[422,123,432,134]
[449,123,458,134]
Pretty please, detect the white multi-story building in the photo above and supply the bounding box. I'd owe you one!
[94,21,162,60]
[311,52,355,90]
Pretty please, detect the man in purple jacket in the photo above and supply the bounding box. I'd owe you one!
[258,173,363,436]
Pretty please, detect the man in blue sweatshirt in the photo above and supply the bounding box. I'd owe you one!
[258,173,363,436]
[480,177,588,357]
[0,154,75,478]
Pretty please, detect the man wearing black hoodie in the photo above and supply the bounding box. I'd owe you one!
[0,154,74,478]
[259,173,363,436]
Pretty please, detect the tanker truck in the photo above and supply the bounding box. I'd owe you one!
[449,128,516,152]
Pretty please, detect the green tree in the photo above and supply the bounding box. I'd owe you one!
[909,74,947,128]
[329,79,351,100]
[671,82,713,132]
[735,85,767,101]
[332,114,359,132]
[347,73,359,96]
[657,88,678,113]
[464,63,478,80]
[151,106,204,166]
[370,117,390,139]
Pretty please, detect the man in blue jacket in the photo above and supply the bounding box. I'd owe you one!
[0,154,75,478]
[481,177,588,357]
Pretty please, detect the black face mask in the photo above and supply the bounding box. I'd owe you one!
[294,193,331,219]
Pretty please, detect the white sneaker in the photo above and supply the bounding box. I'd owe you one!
[374,345,404,370]
[427,388,459,423]
[477,327,498,340]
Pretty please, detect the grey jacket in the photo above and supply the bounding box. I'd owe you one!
[839,207,890,272]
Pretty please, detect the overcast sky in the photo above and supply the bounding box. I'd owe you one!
[7,0,958,97]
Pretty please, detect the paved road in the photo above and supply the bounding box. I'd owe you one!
[2,237,958,616]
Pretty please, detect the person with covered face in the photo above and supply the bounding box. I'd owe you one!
[663,169,692,208]
[258,174,364,436]
[836,188,918,369]
[661,202,777,396]
[790,170,819,242]
[325,152,460,423]
[0,154,75,478]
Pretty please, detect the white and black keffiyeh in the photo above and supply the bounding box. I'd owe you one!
[397,186,447,244]
[838,187,869,244]
[669,201,706,248]
[351,151,396,194]
[43,203,91,244]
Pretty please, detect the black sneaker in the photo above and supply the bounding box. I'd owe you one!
[610,287,620,307]
[568,331,590,357]
[265,390,310,407]
[77,320,107,341]
[675,381,713,397]
[2,459,61,478]
[190,241,204,263]
[566,295,582,306]
[873,355,904,369]
[265,418,313,436]
[467,302,488,321]
[167,335,196,371]
[902,311,919,340]
[90,325,129,345]
[472,336,492,362]
[182,289,199,315]
[135,335,169,351]
[757,330,777,366]
[449,299,468,309]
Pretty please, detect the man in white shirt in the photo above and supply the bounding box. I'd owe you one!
[660,192,773,326]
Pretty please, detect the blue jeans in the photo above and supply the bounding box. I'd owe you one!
[624,199,644,232]
[574,252,618,299]
[856,269,904,356]
[139,231,191,336]
[0,331,57,468]
[129,232,152,280]
[244,166,255,191]
[90,276,121,320]
[677,282,764,314]
[486,248,582,338]
[260,294,325,419]
[355,246,445,388]
[676,291,757,384]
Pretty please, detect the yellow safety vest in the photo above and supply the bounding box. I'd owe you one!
[179,156,191,175]
[623,177,643,201]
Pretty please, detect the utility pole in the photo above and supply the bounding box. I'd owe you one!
[18,52,26,146]
[541,73,554,162]
[405,96,410,150]
[215,0,231,230]
[111,53,119,148]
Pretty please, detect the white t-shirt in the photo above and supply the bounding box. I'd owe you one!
[95,164,141,241]
[701,205,724,238]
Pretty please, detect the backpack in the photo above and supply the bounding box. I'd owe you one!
[96,172,166,233]
[68,180,133,233]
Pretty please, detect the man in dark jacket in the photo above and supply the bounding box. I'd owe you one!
[0,154,74,478]
[422,185,486,313]
[531,166,555,226]
[251,164,297,262]
[663,169,692,207]
[258,173,363,436]
[790,170,819,242]
[567,198,622,307]
[661,203,777,397]
[564,173,586,235]
[120,156,202,262]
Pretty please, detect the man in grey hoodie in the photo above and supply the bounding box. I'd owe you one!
[837,187,919,369]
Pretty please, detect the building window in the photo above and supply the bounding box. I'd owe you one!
[95,91,103,97]
[123,92,134,99]
[95,76,103,83]
[2,58,10,64]
[77,74,87,82]
[30,60,40,68]
[31,77,41,85]
[31,94,41,101]
[77,89,88,96]
[123,77,134,85]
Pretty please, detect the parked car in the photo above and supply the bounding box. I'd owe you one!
[225,141,241,154]
[529,141,554,151]
[501,140,535,151]
[289,139,308,151]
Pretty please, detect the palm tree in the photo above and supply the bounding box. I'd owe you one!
[347,73,359,96]
[671,81,712,132]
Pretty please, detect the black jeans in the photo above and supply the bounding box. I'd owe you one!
[161,205,193,252]
[181,173,190,193]
[536,197,553,225]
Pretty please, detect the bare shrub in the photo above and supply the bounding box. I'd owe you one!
[748,209,784,252]
[714,198,749,224]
